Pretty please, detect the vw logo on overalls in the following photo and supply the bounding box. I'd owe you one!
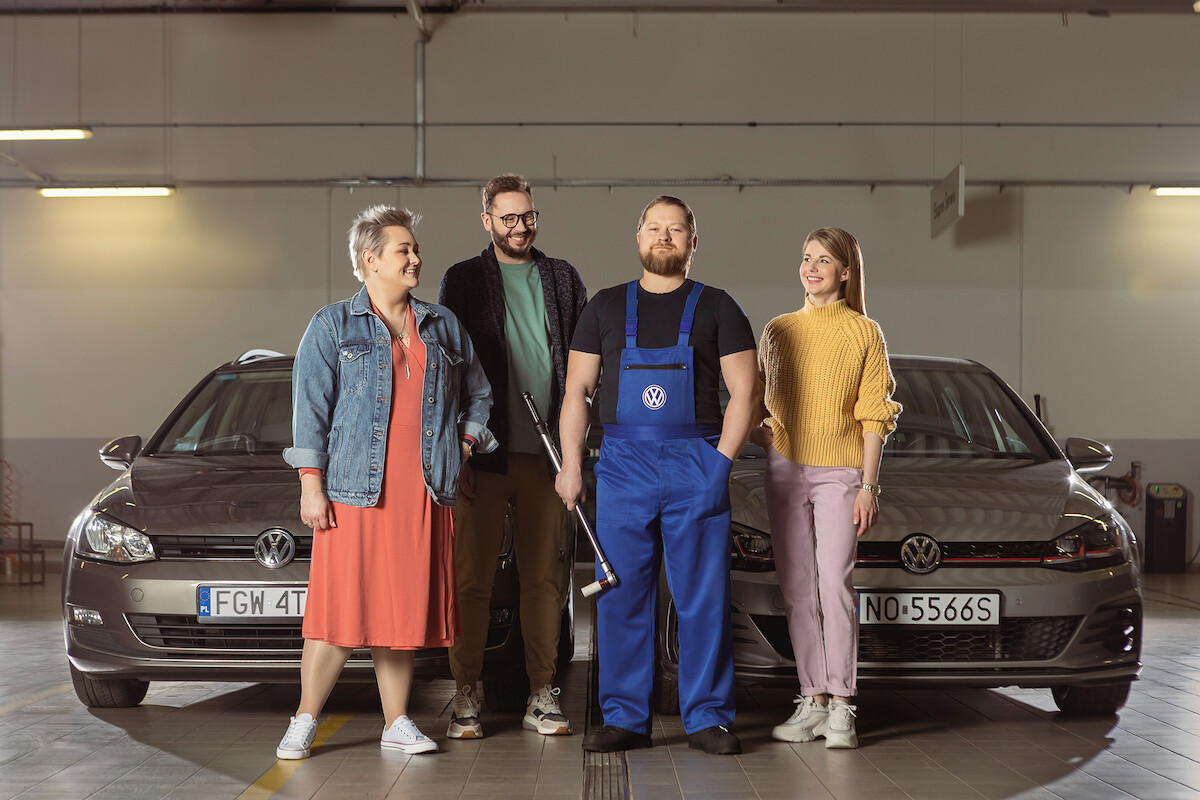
[642,385,667,410]
[255,528,296,569]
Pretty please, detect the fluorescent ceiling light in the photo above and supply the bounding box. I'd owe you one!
[0,128,93,141]
[39,187,175,198]
[1152,187,1200,197]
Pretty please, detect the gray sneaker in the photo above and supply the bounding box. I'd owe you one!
[447,685,483,739]
[823,699,859,749]
[772,695,829,742]
[523,685,571,735]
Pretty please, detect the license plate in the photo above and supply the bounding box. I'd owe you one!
[859,592,1000,626]
[197,585,307,621]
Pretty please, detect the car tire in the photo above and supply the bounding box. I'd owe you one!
[653,663,681,715]
[483,665,528,713]
[69,664,148,708]
[1051,680,1132,716]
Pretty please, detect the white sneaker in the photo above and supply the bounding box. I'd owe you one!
[822,699,859,749]
[772,695,829,743]
[522,685,571,735]
[447,685,483,739]
[276,713,318,760]
[381,715,438,754]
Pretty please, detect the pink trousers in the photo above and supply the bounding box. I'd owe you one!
[764,448,861,697]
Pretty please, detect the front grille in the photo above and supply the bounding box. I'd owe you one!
[750,614,1081,662]
[856,540,1046,567]
[128,614,305,652]
[127,613,512,655]
[151,535,313,561]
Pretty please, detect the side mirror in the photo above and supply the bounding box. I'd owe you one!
[1064,437,1113,474]
[99,435,143,471]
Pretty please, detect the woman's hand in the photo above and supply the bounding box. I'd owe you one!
[301,490,336,532]
[853,489,877,537]
[748,424,774,449]
[458,452,476,500]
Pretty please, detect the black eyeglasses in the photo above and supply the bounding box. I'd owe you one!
[488,210,539,229]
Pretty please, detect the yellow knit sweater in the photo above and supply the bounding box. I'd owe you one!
[758,298,902,468]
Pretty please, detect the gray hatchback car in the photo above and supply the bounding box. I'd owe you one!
[655,355,1141,716]
[63,351,574,710]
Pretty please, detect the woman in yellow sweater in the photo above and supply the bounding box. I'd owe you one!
[752,227,901,749]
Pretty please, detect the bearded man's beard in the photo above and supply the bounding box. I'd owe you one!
[639,248,690,276]
[492,228,536,261]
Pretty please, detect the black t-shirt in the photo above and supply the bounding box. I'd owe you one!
[570,279,756,425]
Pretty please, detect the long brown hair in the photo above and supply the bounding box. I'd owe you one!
[804,227,866,315]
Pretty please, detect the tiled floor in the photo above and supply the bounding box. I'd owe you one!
[2,571,1199,799]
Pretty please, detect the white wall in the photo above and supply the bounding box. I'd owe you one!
[1,10,1197,563]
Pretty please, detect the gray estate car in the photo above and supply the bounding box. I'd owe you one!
[63,351,574,710]
[654,355,1142,716]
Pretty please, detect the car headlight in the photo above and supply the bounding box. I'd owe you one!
[76,513,156,563]
[731,523,773,571]
[1042,514,1125,571]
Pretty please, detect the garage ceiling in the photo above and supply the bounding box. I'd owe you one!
[0,0,1196,13]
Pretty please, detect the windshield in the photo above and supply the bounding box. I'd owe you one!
[149,369,293,456]
[885,367,1054,461]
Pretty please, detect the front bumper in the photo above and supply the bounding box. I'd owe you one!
[678,564,1142,690]
[63,555,520,682]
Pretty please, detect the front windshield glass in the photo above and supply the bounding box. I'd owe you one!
[149,369,293,456]
[885,367,1053,461]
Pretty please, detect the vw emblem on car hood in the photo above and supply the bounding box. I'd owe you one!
[255,528,296,569]
[899,533,942,574]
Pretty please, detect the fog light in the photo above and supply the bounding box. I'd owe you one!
[70,606,104,626]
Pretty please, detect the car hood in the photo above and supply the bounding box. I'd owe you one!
[94,455,300,535]
[731,453,1107,543]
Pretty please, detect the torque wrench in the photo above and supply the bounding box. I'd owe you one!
[521,391,619,597]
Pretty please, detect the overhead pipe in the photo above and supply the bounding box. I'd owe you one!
[1,0,1193,14]
[408,0,431,185]
[1,176,1163,191]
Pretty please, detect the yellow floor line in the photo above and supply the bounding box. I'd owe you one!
[0,683,73,716]
[238,713,354,800]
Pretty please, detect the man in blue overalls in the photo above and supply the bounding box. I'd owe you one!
[556,196,759,755]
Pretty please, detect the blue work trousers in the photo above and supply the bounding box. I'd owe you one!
[593,434,736,734]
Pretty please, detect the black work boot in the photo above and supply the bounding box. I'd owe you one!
[687,725,742,755]
[582,725,652,752]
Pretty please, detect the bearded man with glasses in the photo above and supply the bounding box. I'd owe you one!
[438,173,588,740]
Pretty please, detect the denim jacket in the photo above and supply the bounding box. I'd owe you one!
[283,285,496,506]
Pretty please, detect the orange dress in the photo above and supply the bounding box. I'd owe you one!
[302,309,458,649]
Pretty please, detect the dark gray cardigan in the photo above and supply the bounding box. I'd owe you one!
[438,245,588,475]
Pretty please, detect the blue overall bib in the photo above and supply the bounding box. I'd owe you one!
[594,280,736,735]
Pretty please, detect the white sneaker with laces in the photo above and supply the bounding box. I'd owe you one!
[276,713,318,760]
[381,715,438,754]
[822,699,859,749]
[771,695,829,742]
[447,685,483,739]
[522,685,571,735]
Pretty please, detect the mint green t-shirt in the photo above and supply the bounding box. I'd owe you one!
[499,262,554,455]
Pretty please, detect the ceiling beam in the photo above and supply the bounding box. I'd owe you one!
[0,0,1195,14]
